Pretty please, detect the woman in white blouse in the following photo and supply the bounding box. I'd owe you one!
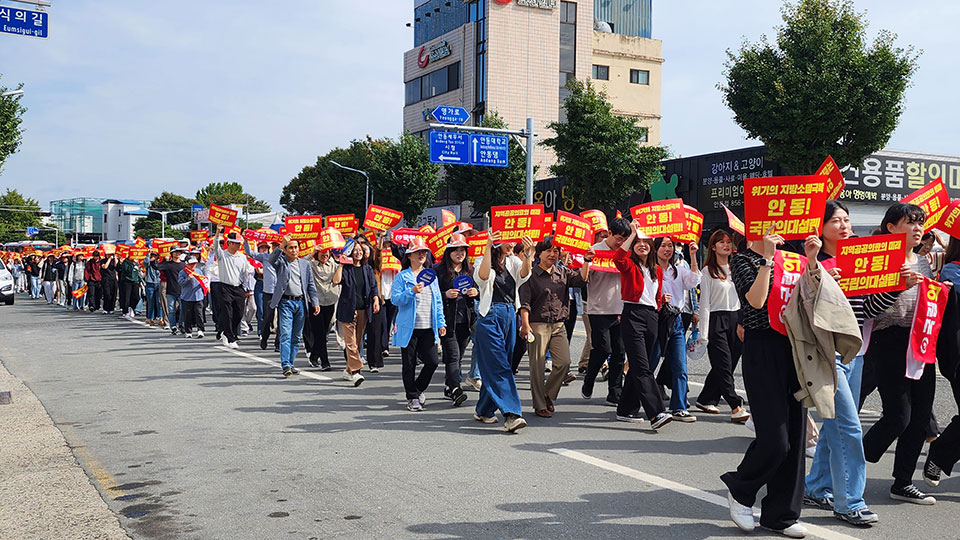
[695,230,750,423]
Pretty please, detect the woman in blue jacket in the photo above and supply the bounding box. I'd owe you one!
[391,237,446,412]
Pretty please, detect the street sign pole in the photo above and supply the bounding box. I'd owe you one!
[429,117,536,203]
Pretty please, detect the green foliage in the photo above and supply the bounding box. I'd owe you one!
[132,218,186,240]
[368,134,441,224]
[0,188,42,243]
[280,140,373,217]
[0,78,27,172]
[444,113,527,216]
[542,79,668,208]
[195,181,271,214]
[720,0,919,173]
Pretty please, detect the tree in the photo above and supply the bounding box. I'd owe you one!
[542,79,668,208]
[0,188,44,243]
[195,182,271,214]
[720,0,919,173]
[280,140,373,217]
[444,113,527,216]
[132,218,186,240]
[134,191,197,237]
[369,134,441,223]
[0,78,27,172]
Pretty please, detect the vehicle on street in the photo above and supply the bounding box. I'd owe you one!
[0,267,14,305]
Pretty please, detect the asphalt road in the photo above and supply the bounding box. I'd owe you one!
[2,298,959,540]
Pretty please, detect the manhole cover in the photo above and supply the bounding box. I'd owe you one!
[0,391,11,405]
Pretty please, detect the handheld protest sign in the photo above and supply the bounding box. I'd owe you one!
[318,227,346,252]
[722,203,746,236]
[491,204,546,242]
[209,204,238,227]
[675,205,704,244]
[190,230,209,244]
[454,275,475,294]
[580,209,608,234]
[935,199,960,240]
[630,199,685,238]
[417,268,437,286]
[553,211,592,254]
[441,209,457,227]
[326,214,358,237]
[902,177,949,233]
[285,215,324,240]
[364,205,403,232]
[835,234,907,297]
[743,175,828,241]
[817,155,845,201]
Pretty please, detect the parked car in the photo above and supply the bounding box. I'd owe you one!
[0,267,14,305]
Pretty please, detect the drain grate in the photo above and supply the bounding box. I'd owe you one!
[0,391,11,405]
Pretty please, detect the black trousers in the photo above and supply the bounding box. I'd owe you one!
[929,368,960,475]
[511,318,527,373]
[119,280,138,314]
[381,300,398,352]
[306,304,335,367]
[182,300,204,333]
[581,313,624,402]
[401,328,440,400]
[440,322,471,391]
[721,328,804,531]
[210,282,222,333]
[366,308,385,368]
[87,281,101,311]
[698,310,744,409]
[259,291,279,349]
[617,304,663,419]
[863,326,937,482]
[564,297,578,342]
[101,279,117,312]
[217,283,246,343]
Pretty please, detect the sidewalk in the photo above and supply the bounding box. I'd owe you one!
[0,355,129,540]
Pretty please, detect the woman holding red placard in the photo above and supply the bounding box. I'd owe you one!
[862,202,940,505]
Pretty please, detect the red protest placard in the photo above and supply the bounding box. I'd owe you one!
[381,248,402,272]
[154,240,177,259]
[190,230,209,244]
[418,224,436,234]
[554,211,592,254]
[363,205,403,232]
[722,203,745,236]
[317,227,346,252]
[441,209,457,227]
[427,222,459,259]
[243,228,282,244]
[768,250,806,335]
[491,204,545,242]
[744,175,828,241]
[285,215,324,240]
[630,199,685,238]
[326,214,358,237]
[209,204,238,227]
[130,247,149,261]
[467,232,488,264]
[835,234,907,296]
[902,177,949,233]
[908,278,950,368]
[391,228,429,246]
[675,205,704,244]
[817,155,845,201]
[116,244,131,259]
[935,199,960,240]
[580,209,608,234]
[589,249,619,273]
[541,214,555,237]
[134,237,146,248]
[298,240,317,258]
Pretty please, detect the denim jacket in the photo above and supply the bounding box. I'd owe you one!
[391,267,446,348]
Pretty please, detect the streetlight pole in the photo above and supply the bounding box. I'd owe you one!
[1,90,25,98]
[147,208,186,238]
[330,161,371,208]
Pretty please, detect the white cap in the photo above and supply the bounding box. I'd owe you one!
[186,256,198,264]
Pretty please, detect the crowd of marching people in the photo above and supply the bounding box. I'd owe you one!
[5,196,960,539]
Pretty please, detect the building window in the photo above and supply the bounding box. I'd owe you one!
[472,0,487,120]
[639,127,649,143]
[404,61,462,106]
[592,65,609,80]
[630,69,650,85]
[559,1,577,121]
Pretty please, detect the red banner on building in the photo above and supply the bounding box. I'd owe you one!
[553,211,592,254]
[317,227,346,252]
[835,234,907,296]
[589,249,619,273]
[580,209,608,234]
[209,204,238,227]
[326,214,358,237]
[675,205,704,244]
[769,250,806,335]
[907,277,950,375]
[285,215,324,240]
[491,204,546,242]
[467,232,488,264]
[817,155,845,201]
[744,175,828,241]
[363,205,403,232]
[630,198,685,238]
[902,177,950,233]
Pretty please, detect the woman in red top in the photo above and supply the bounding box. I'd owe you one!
[609,219,672,430]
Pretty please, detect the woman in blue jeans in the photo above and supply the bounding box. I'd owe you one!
[804,201,912,526]
[472,230,535,433]
[143,252,162,325]
[650,236,700,422]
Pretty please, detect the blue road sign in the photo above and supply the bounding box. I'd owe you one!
[192,204,203,213]
[432,106,470,125]
[0,6,48,39]
[429,130,470,165]
[26,227,39,238]
[471,134,510,168]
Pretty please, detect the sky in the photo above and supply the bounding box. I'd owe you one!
[1,0,957,211]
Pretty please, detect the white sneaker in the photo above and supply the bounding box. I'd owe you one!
[761,523,807,538]
[727,490,755,532]
[220,335,230,347]
[197,331,204,338]
[227,341,239,350]
[350,372,365,387]
[731,407,751,424]
[341,369,353,381]
[695,402,721,414]
[191,331,198,339]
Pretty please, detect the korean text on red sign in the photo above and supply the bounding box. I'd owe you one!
[744,175,828,241]
[491,204,546,242]
[835,233,906,296]
[630,198,685,238]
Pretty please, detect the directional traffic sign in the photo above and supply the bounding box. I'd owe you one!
[432,106,470,125]
[26,227,39,238]
[471,134,509,168]
[0,6,48,39]
[429,130,470,165]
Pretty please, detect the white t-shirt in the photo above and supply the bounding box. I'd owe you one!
[697,263,741,339]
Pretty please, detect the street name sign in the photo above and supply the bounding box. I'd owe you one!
[432,106,470,125]
[0,6,48,39]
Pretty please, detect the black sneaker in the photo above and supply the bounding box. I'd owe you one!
[320,364,332,372]
[650,412,673,430]
[290,367,300,374]
[834,508,879,526]
[171,327,178,336]
[889,483,936,505]
[577,366,587,374]
[451,387,468,407]
[282,370,292,377]
[803,493,834,511]
[308,358,320,368]
[923,456,942,488]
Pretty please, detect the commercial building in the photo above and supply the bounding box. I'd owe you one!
[404,0,662,176]
[50,198,151,243]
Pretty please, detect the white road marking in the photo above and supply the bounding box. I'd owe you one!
[549,448,863,540]
[215,346,332,381]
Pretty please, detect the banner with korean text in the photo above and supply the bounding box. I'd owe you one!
[630,199,685,238]
[768,250,806,335]
[935,199,960,240]
[491,204,546,242]
[817,156,845,201]
[744,175,828,241]
[835,234,907,296]
[208,204,238,227]
[553,211,592,254]
[190,230,209,244]
[317,227,346,252]
[285,215,324,240]
[391,228,429,246]
[363,205,403,232]
[906,277,950,378]
[467,232,488,264]
[427,222,459,259]
[589,250,619,273]
[675,205,704,244]
[326,214,358,237]
[580,209,608,234]
[243,228,282,244]
[902,177,949,233]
